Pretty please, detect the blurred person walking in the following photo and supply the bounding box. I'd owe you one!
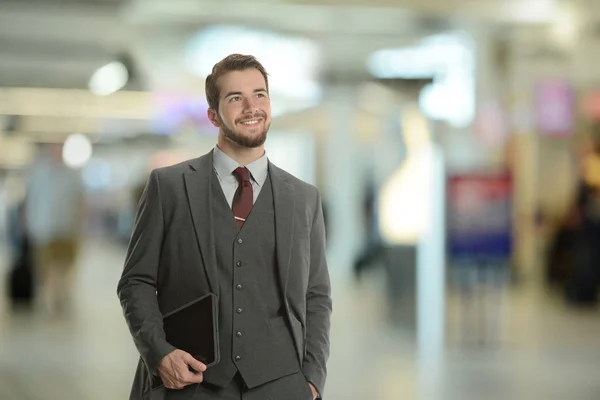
[4,172,36,308]
[353,178,383,281]
[118,54,331,400]
[562,139,600,305]
[24,143,84,314]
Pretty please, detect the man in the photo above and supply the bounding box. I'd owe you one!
[118,54,332,400]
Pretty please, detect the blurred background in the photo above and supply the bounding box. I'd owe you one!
[1,0,600,399]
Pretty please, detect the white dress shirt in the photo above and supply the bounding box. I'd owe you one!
[212,146,269,208]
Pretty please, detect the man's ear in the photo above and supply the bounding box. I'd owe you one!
[207,108,220,128]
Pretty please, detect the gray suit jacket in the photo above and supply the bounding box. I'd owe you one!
[117,150,332,399]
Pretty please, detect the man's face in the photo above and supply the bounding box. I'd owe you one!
[208,68,271,148]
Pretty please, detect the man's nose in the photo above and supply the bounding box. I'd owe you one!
[242,97,258,113]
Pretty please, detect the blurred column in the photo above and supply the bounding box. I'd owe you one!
[473,23,498,119]
[322,83,362,275]
[471,21,543,286]
[417,144,445,400]
[505,26,548,284]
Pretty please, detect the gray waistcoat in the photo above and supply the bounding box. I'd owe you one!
[202,172,300,389]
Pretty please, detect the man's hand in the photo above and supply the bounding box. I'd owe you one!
[308,382,319,399]
[156,349,207,390]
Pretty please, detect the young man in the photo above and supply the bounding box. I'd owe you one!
[118,54,332,399]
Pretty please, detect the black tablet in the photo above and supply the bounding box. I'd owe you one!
[162,292,220,368]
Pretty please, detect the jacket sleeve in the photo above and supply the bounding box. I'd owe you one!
[303,189,333,398]
[117,169,176,376]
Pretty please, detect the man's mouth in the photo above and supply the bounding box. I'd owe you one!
[239,119,262,126]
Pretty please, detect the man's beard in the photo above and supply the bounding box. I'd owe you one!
[219,114,270,149]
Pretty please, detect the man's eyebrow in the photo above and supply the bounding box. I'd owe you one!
[224,91,242,99]
[223,88,267,98]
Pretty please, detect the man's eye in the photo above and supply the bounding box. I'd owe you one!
[230,96,241,102]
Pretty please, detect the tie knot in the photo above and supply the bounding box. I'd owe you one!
[233,167,251,183]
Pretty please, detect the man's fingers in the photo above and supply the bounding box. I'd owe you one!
[184,370,205,384]
[183,353,207,372]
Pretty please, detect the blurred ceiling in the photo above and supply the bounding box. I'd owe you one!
[0,0,597,145]
[0,0,585,90]
[0,0,127,89]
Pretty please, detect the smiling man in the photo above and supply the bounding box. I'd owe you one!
[118,54,332,400]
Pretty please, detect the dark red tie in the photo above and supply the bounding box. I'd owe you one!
[232,167,253,228]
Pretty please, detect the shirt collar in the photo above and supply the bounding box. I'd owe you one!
[213,146,269,186]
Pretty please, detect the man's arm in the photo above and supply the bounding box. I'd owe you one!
[117,170,176,375]
[303,189,333,398]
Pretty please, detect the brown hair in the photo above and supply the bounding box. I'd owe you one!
[205,54,269,111]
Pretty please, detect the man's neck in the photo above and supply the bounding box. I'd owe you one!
[216,138,265,166]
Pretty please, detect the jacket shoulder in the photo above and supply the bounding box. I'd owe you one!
[153,159,194,177]
[152,152,210,181]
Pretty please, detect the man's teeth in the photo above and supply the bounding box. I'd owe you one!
[241,120,259,125]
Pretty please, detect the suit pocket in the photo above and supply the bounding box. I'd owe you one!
[288,313,305,362]
[300,373,315,400]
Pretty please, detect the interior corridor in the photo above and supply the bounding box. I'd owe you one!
[1,238,600,400]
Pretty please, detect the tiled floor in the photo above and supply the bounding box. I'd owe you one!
[1,238,600,399]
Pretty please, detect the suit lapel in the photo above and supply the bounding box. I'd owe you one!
[184,150,219,296]
[270,162,295,297]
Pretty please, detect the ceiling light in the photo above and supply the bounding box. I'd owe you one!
[62,133,93,169]
[89,62,129,96]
